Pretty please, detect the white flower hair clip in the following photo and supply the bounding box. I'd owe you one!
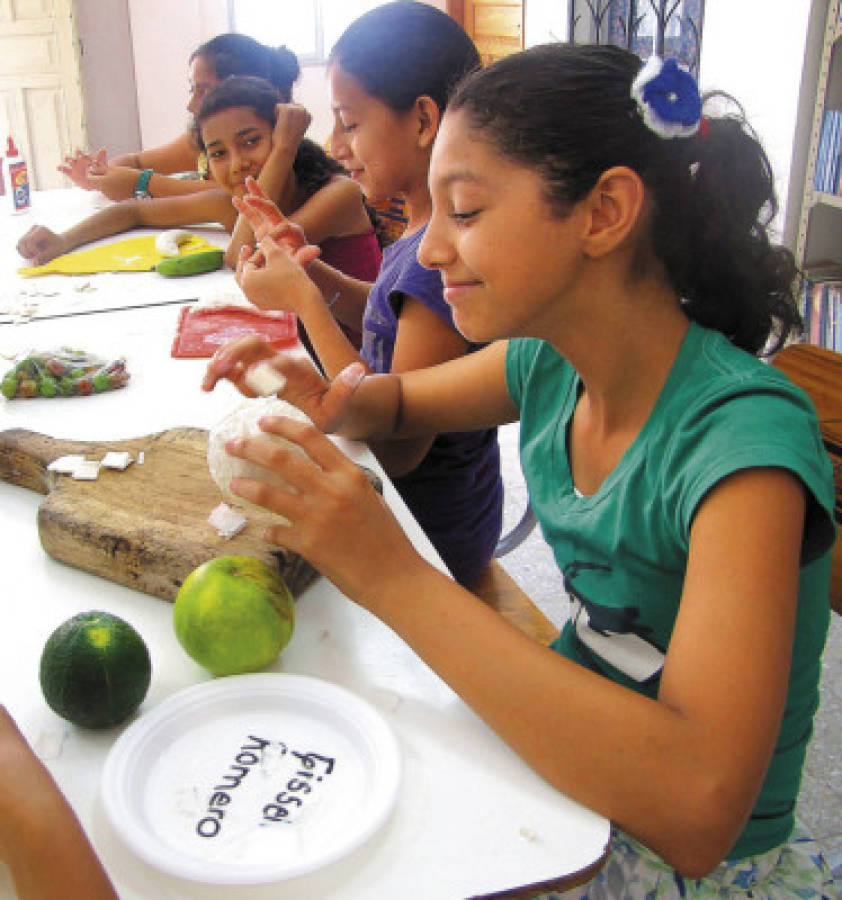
[631,55,702,139]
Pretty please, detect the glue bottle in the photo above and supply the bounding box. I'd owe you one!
[4,137,31,214]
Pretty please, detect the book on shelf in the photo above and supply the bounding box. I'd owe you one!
[802,278,842,351]
[815,109,842,194]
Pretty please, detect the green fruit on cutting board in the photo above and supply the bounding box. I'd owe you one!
[173,556,295,676]
[155,248,224,277]
[39,611,152,728]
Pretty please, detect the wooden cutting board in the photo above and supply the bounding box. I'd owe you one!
[0,427,318,602]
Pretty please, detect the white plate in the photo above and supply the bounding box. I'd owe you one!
[100,673,401,885]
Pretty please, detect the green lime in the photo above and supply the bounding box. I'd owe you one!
[0,375,17,399]
[173,556,294,676]
[57,376,76,396]
[37,375,58,397]
[39,611,151,728]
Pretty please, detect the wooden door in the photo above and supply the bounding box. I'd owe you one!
[0,0,87,189]
[449,0,524,66]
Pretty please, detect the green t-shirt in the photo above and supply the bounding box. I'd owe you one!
[505,322,835,860]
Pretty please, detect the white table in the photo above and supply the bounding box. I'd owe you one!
[0,191,608,899]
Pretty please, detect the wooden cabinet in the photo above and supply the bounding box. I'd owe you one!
[448,0,524,66]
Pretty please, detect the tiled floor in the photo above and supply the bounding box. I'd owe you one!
[495,423,842,878]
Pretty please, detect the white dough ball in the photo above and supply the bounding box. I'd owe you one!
[207,397,313,519]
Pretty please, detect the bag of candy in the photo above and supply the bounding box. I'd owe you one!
[0,348,130,399]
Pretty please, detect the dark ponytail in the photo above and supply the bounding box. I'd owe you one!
[449,43,801,356]
[653,100,800,355]
[191,34,300,102]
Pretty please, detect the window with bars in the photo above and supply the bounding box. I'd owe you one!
[569,0,705,76]
[228,0,388,65]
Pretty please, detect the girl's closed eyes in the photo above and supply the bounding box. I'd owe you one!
[449,210,481,224]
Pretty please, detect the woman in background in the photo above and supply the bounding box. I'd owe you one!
[59,34,299,201]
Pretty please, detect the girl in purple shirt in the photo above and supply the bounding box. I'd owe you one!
[209,3,502,586]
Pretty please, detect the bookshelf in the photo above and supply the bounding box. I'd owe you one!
[788,0,842,349]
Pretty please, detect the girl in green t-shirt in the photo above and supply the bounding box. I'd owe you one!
[206,44,836,897]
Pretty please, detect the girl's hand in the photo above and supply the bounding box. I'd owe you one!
[233,177,313,252]
[272,103,312,152]
[85,164,145,202]
[16,225,69,265]
[225,415,421,602]
[202,337,365,433]
[235,233,321,313]
[57,148,106,190]
[201,334,279,397]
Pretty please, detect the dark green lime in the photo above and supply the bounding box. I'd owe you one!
[39,611,152,728]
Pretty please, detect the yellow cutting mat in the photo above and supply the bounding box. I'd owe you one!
[18,234,215,277]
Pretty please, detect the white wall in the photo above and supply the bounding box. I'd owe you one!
[296,65,333,147]
[699,1,812,239]
[127,0,228,150]
[75,0,140,155]
[525,0,568,47]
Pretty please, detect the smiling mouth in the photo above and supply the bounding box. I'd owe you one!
[443,282,481,303]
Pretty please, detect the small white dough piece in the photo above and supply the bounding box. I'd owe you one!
[207,502,247,539]
[244,361,287,397]
[137,451,145,465]
[155,229,192,258]
[207,397,313,520]
[194,288,255,311]
[72,460,101,480]
[47,454,86,475]
[100,451,133,470]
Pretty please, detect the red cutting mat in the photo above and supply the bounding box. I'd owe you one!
[171,306,299,358]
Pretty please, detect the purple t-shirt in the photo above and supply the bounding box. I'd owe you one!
[361,226,502,586]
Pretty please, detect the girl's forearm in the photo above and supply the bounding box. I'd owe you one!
[306,260,371,331]
[9,810,117,900]
[109,151,140,168]
[61,202,141,253]
[359,561,739,878]
[329,371,404,441]
[116,134,199,175]
[293,300,436,478]
[296,291,366,380]
[0,707,117,899]
[259,138,299,215]
[147,173,217,197]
